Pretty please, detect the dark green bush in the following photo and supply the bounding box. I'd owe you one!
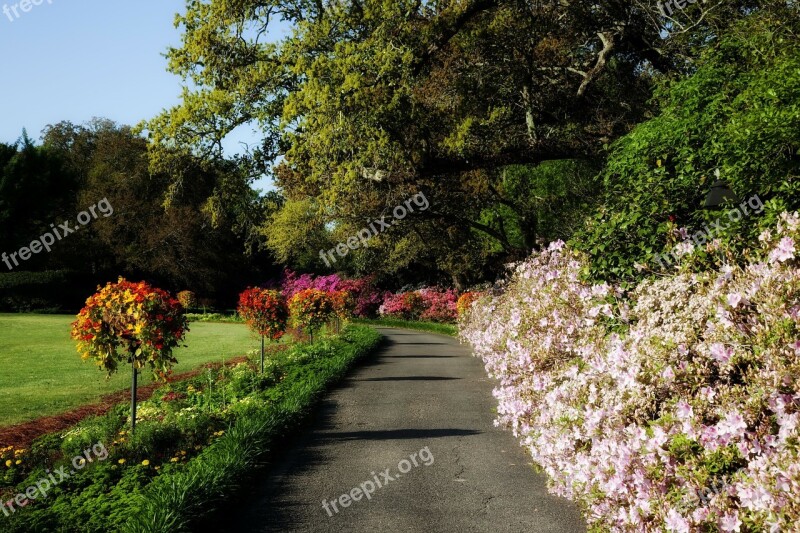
[573,11,800,281]
[0,270,97,312]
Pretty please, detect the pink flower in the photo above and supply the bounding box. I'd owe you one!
[726,293,743,308]
[665,509,690,533]
[769,237,795,263]
[719,513,742,532]
[790,340,800,356]
[717,411,747,440]
[676,400,693,420]
[709,343,733,364]
[700,387,716,401]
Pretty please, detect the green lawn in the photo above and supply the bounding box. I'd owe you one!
[0,314,258,426]
[353,318,458,337]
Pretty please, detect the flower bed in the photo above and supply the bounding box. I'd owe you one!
[461,213,799,532]
[1,326,381,532]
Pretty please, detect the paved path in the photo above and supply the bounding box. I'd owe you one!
[219,328,586,533]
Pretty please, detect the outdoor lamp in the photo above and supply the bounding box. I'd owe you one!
[704,171,738,208]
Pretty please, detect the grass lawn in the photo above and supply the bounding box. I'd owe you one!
[353,317,458,337]
[0,314,259,426]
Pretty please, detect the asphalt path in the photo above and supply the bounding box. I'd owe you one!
[218,328,586,533]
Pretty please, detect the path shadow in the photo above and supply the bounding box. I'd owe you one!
[356,376,460,382]
[391,342,453,345]
[318,428,481,442]
[383,355,458,359]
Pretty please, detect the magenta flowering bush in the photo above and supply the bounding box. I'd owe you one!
[282,270,346,299]
[281,270,384,318]
[339,276,384,318]
[461,212,800,532]
[379,288,459,322]
[418,288,458,322]
[379,291,425,320]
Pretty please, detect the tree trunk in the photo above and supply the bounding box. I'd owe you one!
[131,358,138,436]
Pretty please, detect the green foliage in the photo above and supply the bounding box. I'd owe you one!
[145,0,669,284]
[184,312,242,323]
[575,11,800,280]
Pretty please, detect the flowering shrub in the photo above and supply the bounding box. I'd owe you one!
[282,270,383,318]
[289,288,335,337]
[329,290,356,319]
[176,290,198,309]
[237,288,289,341]
[379,291,426,320]
[461,213,800,532]
[1,445,27,486]
[71,278,189,379]
[418,288,458,322]
[340,276,384,318]
[282,270,345,299]
[379,288,458,322]
[456,291,482,317]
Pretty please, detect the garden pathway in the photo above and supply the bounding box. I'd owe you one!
[217,328,586,532]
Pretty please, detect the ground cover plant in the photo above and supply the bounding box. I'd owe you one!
[461,213,799,532]
[0,325,381,532]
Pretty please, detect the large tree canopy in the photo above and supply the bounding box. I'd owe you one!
[146,0,787,283]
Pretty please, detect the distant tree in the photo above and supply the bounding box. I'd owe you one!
[41,119,271,296]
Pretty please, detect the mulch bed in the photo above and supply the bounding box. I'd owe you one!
[0,356,250,449]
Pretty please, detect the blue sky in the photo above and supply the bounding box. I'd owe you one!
[0,0,281,192]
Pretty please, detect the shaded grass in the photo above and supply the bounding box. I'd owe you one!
[353,317,458,337]
[0,314,259,426]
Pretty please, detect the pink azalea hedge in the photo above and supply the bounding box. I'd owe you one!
[379,288,458,322]
[460,212,800,532]
[281,270,383,318]
[281,270,461,322]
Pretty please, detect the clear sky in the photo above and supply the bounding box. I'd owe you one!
[0,0,278,192]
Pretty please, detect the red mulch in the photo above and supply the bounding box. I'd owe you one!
[0,357,250,449]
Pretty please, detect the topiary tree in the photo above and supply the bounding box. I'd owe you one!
[288,288,334,343]
[329,289,355,333]
[238,288,289,373]
[71,278,189,435]
[176,290,198,310]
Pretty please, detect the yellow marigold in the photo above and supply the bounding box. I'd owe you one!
[141,460,150,466]
[5,460,11,468]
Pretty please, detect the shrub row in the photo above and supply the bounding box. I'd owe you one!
[461,213,799,532]
[0,270,96,312]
